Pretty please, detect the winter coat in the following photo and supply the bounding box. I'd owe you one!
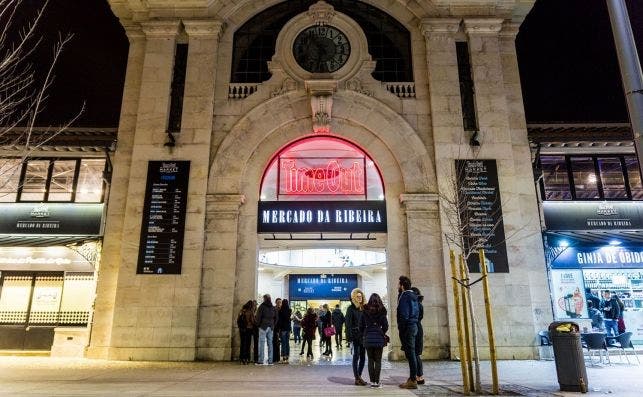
[291,312,303,328]
[255,301,277,330]
[331,308,345,328]
[600,297,620,320]
[359,307,388,348]
[301,313,318,339]
[278,307,292,332]
[396,289,419,329]
[415,302,424,355]
[320,310,332,329]
[345,303,364,343]
[237,308,255,332]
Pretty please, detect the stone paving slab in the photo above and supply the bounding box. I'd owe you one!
[0,357,640,397]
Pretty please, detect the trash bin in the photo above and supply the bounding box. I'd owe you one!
[548,321,588,393]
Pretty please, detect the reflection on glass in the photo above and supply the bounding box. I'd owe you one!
[625,156,643,200]
[48,160,76,201]
[76,159,105,202]
[0,159,21,202]
[571,157,599,199]
[541,156,571,200]
[598,157,627,199]
[20,160,48,201]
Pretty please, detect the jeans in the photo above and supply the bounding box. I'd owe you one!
[604,319,619,337]
[366,347,383,383]
[351,342,366,379]
[239,329,251,362]
[400,324,418,379]
[252,328,259,363]
[280,330,290,357]
[258,327,273,364]
[293,326,301,343]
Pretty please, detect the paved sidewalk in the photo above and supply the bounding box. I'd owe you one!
[0,356,640,396]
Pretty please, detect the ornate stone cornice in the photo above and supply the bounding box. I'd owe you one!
[463,18,504,36]
[206,194,246,214]
[141,20,180,38]
[400,193,439,213]
[419,18,461,38]
[307,1,336,26]
[122,23,145,41]
[183,20,224,39]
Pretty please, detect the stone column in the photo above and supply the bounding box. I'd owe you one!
[399,194,448,359]
[86,24,146,359]
[198,194,245,360]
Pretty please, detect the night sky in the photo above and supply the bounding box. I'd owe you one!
[10,0,643,127]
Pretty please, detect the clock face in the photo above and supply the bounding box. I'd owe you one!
[293,25,351,73]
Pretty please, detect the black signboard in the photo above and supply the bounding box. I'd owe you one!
[257,200,387,233]
[0,203,103,235]
[456,159,509,273]
[543,201,643,230]
[137,161,190,274]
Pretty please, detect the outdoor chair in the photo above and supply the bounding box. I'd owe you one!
[537,330,553,360]
[606,332,640,365]
[538,330,551,346]
[582,333,610,365]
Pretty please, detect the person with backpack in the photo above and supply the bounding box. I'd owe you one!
[237,300,255,365]
[359,293,388,388]
[331,304,346,349]
[397,275,419,389]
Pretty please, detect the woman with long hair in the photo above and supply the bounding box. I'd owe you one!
[359,293,388,388]
[345,288,366,385]
[237,300,255,365]
[300,307,317,359]
[321,303,333,357]
[278,299,293,363]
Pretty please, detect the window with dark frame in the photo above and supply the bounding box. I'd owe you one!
[539,154,643,201]
[168,43,189,133]
[455,41,478,132]
[3,158,107,203]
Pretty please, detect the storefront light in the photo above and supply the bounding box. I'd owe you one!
[378,194,384,200]
[558,240,569,247]
[609,240,621,246]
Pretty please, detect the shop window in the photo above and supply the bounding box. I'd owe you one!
[19,160,49,201]
[598,157,627,199]
[75,159,105,203]
[47,160,77,202]
[570,157,599,199]
[541,156,572,200]
[625,156,643,200]
[0,159,21,202]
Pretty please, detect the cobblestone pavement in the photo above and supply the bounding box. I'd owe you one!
[0,351,640,396]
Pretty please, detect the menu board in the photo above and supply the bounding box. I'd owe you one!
[137,161,190,274]
[456,159,509,273]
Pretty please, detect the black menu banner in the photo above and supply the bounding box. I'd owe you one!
[456,159,509,273]
[137,161,190,274]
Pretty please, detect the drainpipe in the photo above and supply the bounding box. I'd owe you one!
[606,0,643,177]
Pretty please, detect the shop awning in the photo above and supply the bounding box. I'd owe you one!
[0,235,100,247]
[545,230,643,246]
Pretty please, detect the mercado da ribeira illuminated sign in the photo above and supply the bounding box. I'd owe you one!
[257,201,387,233]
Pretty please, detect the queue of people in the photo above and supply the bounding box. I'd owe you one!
[236,275,425,389]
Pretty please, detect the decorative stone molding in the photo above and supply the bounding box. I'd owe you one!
[307,1,336,26]
[271,78,298,97]
[305,80,337,133]
[419,18,461,38]
[399,193,440,213]
[206,194,245,217]
[345,78,372,96]
[463,18,504,36]
[140,20,181,38]
[183,20,224,39]
[122,23,145,40]
[499,22,520,39]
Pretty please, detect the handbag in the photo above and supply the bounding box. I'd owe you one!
[323,325,336,337]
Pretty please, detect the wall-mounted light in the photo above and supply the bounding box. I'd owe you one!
[469,130,481,147]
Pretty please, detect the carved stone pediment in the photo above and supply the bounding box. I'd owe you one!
[307,1,336,26]
[305,80,337,133]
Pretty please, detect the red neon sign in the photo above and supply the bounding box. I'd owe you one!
[279,158,365,195]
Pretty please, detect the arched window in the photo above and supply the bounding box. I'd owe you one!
[231,0,413,83]
[260,136,384,201]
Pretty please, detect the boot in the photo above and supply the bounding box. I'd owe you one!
[399,378,418,389]
[355,377,367,386]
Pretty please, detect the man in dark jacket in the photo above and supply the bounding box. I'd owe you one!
[332,304,346,349]
[397,275,419,389]
[255,294,277,365]
[600,290,620,337]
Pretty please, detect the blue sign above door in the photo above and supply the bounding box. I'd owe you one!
[551,246,643,269]
[289,274,357,300]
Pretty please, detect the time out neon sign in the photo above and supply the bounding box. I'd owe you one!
[279,157,365,196]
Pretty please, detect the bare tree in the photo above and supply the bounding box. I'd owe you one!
[0,0,84,194]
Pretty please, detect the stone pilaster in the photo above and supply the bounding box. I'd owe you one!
[399,193,448,359]
[87,24,146,359]
[197,194,245,360]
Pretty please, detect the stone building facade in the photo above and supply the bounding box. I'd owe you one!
[87,0,552,361]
